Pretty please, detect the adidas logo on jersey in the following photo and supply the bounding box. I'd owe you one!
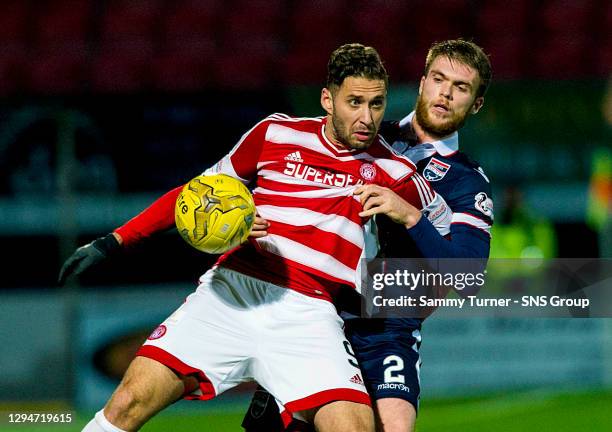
[350,374,364,385]
[284,151,304,163]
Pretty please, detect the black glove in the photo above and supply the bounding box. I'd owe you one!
[58,233,121,285]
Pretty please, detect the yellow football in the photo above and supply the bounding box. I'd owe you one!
[175,174,255,254]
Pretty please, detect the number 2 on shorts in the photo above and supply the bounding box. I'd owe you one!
[383,355,405,384]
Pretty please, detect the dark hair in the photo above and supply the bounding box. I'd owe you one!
[424,39,492,97]
[326,43,388,91]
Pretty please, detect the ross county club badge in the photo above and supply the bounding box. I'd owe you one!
[423,157,451,181]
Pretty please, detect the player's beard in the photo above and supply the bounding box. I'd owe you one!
[415,95,470,138]
[330,112,376,150]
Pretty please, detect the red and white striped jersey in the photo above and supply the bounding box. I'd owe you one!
[206,114,451,301]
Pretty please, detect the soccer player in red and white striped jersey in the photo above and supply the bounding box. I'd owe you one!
[67,44,450,432]
[204,111,450,302]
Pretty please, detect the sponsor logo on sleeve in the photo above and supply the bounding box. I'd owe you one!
[423,157,450,181]
[474,192,494,218]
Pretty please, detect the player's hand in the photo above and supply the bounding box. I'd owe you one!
[58,233,122,285]
[249,215,270,238]
[354,184,422,228]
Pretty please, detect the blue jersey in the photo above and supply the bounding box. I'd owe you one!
[377,119,493,261]
[344,115,494,408]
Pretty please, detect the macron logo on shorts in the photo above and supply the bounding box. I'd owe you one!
[350,374,364,385]
[377,383,410,393]
[284,151,304,162]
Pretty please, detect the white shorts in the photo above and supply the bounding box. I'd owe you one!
[137,267,370,417]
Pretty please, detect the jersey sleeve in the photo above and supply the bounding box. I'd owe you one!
[406,167,493,259]
[392,172,452,236]
[115,115,276,247]
[448,168,494,239]
[203,116,271,183]
[114,185,183,247]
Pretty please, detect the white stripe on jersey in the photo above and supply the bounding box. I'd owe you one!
[266,123,398,164]
[373,158,414,181]
[256,161,275,170]
[413,173,434,203]
[230,114,287,158]
[452,212,491,236]
[255,234,355,284]
[412,176,427,209]
[204,114,291,183]
[271,114,325,123]
[254,185,355,200]
[202,154,245,182]
[257,169,337,189]
[266,124,336,157]
[423,194,452,236]
[256,205,364,248]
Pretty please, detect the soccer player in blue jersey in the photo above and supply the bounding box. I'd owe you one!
[348,39,493,432]
[243,39,493,432]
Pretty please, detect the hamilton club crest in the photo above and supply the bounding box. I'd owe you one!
[147,324,167,340]
[360,163,377,181]
[423,157,451,181]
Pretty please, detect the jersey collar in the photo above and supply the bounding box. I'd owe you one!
[398,111,459,157]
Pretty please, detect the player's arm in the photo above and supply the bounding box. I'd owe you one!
[406,171,493,259]
[405,174,493,297]
[406,212,490,259]
[58,185,182,285]
[355,171,491,258]
[355,171,452,234]
[59,116,273,284]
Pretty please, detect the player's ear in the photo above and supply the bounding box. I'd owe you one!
[321,87,333,115]
[418,76,425,95]
[471,96,484,114]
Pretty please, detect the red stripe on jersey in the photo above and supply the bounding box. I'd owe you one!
[390,173,432,210]
[228,118,269,180]
[256,176,324,193]
[268,220,362,269]
[255,193,364,226]
[217,245,347,301]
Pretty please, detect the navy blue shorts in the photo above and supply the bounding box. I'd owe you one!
[344,318,422,410]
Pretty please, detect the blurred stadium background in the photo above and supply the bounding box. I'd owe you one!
[0,0,610,431]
